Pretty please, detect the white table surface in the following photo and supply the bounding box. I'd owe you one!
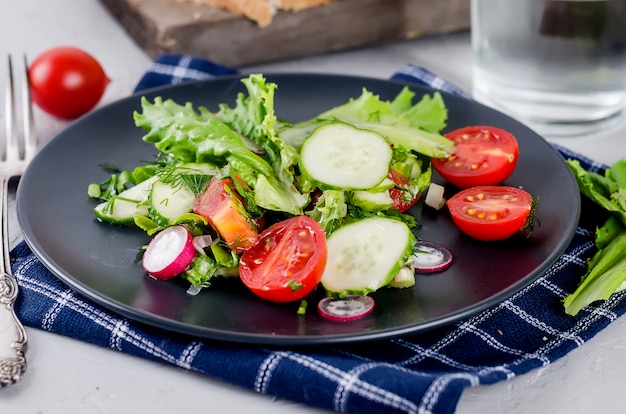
[2,1,626,413]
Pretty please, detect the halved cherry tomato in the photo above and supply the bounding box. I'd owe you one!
[193,177,258,252]
[239,216,327,303]
[388,167,420,212]
[432,126,519,189]
[29,46,109,119]
[447,186,534,241]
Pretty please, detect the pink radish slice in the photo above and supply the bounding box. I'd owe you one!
[317,295,375,322]
[412,241,453,273]
[142,225,196,280]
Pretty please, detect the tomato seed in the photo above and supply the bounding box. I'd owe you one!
[477,212,486,219]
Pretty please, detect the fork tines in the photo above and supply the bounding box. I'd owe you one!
[3,54,36,164]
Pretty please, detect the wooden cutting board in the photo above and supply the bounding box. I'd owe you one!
[100,0,470,67]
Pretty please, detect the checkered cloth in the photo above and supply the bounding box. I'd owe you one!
[13,54,623,414]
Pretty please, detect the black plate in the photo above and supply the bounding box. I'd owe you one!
[17,74,580,345]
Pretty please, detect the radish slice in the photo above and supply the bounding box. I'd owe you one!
[317,295,375,322]
[412,240,453,273]
[142,225,196,280]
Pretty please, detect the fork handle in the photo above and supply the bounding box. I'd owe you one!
[0,272,27,386]
[0,177,27,386]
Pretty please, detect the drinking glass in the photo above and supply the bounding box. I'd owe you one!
[471,0,626,136]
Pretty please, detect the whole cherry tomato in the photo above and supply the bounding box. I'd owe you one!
[28,47,109,119]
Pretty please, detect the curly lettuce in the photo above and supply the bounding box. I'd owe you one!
[133,75,308,216]
[276,87,454,158]
[564,159,626,316]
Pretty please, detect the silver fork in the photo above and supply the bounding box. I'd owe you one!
[0,54,36,387]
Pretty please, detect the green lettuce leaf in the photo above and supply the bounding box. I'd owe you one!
[564,158,626,315]
[276,87,454,158]
[133,76,309,216]
[564,223,626,316]
[305,189,348,235]
[567,159,626,226]
[214,74,308,214]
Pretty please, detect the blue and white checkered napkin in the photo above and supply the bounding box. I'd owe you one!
[13,54,624,414]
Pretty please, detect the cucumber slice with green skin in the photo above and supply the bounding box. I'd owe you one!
[149,163,217,226]
[350,189,394,212]
[178,162,219,176]
[369,177,395,193]
[94,176,157,225]
[149,180,196,226]
[321,217,416,296]
[299,122,393,190]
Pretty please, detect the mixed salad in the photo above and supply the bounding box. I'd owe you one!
[88,74,534,319]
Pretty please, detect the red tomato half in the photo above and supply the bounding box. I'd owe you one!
[193,177,259,252]
[29,47,109,119]
[447,186,533,241]
[388,168,420,212]
[432,126,519,189]
[239,216,328,303]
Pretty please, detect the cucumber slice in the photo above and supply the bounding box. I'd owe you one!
[149,163,216,226]
[350,189,393,212]
[178,162,219,176]
[94,176,157,225]
[321,217,416,296]
[369,177,395,192]
[299,122,392,190]
[149,180,196,226]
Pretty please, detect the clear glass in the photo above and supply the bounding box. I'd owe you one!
[471,0,626,136]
